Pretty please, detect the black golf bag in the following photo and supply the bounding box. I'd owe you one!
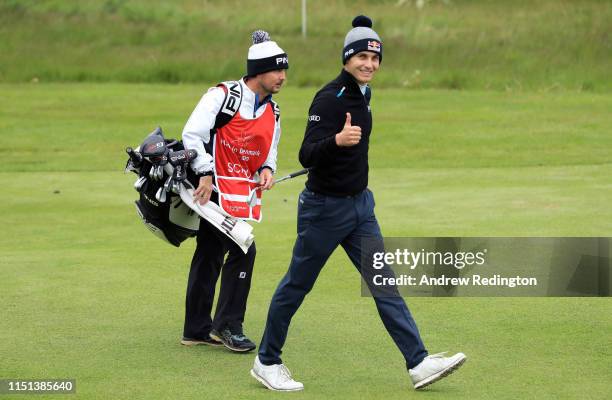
[124,83,248,247]
[125,127,200,247]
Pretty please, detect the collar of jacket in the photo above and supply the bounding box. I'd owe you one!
[240,77,272,117]
[336,69,371,102]
[337,69,361,94]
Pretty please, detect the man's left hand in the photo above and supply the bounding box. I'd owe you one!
[258,168,275,191]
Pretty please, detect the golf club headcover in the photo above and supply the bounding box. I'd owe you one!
[168,149,197,166]
[140,127,169,166]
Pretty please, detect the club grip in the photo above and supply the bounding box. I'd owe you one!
[288,168,310,178]
[126,147,143,164]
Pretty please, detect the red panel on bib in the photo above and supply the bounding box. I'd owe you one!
[214,102,275,221]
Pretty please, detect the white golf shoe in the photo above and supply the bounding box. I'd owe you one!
[250,356,304,391]
[409,352,467,390]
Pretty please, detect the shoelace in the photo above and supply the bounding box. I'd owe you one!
[427,352,448,359]
[224,329,246,341]
[278,365,294,383]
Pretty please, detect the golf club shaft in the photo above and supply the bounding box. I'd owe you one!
[252,168,312,193]
[274,168,310,184]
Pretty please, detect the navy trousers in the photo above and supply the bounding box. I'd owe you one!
[258,188,428,369]
[183,218,256,339]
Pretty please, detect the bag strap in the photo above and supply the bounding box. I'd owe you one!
[270,99,280,122]
[213,81,243,129]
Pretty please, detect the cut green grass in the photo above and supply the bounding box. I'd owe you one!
[1,83,611,399]
[0,0,611,90]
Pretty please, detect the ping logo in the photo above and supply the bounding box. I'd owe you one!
[344,48,354,57]
[308,115,320,122]
[221,82,241,115]
[276,57,288,65]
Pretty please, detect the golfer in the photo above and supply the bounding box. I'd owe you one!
[180,31,288,352]
[251,16,466,390]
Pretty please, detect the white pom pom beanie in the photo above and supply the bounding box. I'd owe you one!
[247,30,289,76]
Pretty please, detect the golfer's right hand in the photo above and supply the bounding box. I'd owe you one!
[194,175,213,205]
[335,113,362,147]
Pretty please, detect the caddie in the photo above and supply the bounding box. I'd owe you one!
[251,16,466,390]
[180,30,288,352]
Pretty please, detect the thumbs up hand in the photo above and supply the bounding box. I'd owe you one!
[335,112,362,147]
[344,112,352,127]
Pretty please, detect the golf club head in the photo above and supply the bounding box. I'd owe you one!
[149,165,156,179]
[154,165,164,181]
[134,176,147,192]
[150,165,157,181]
[163,176,173,193]
[171,180,181,194]
[155,187,167,203]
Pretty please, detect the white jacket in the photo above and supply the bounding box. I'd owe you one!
[182,78,281,175]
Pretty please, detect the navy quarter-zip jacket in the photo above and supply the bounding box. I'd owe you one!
[299,69,373,197]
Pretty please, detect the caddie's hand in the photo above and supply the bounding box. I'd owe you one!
[335,112,362,147]
[194,175,213,205]
[258,168,275,191]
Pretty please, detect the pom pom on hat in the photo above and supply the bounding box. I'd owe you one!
[352,15,372,28]
[251,30,271,44]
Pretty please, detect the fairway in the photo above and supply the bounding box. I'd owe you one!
[2,1,611,398]
[1,83,611,399]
